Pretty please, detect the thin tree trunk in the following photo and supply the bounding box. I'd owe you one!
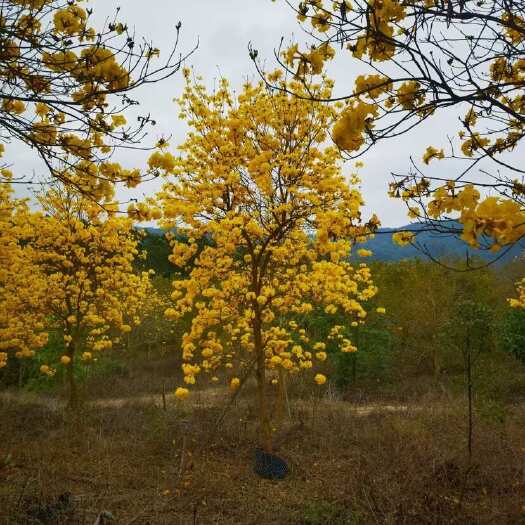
[466,333,473,462]
[254,313,272,452]
[18,361,24,388]
[275,368,289,426]
[283,370,291,419]
[352,325,360,384]
[66,343,78,410]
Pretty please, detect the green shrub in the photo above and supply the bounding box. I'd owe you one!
[498,307,525,364]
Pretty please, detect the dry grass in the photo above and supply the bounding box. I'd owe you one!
[1,362,524,524]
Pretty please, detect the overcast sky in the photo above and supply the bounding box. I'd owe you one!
[8,0,465,227]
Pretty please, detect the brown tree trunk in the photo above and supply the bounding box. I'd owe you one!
[352,325,360,384]
[275,368,290,426]
[18,361,25,388]
[253,312,272,452]
[466,333,473,462]
[66,343,78,410]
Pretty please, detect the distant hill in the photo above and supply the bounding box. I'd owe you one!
[354,223,525,265]
[138,224,525,267]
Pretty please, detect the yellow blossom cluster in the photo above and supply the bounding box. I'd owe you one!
[398,182,525,251]
[510,278,525,308]
[282,42,336,78]
[53,4,88,36]
[332,100,379,152]
[294,0,404,62]
[297,0,406,62]
[0,181,48,365]
[279,0,525,314]
[327,324,358,353]
[39,365,56,377]
[26,100,147,201]
[394,81,425,111]
[175,387,190,399]
[422,146,444,165]
[392,231,415,246]
[354,74,392,99]
[352,0,405,61]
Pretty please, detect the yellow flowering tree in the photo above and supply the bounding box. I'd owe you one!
[17,186,154,406]
[0,0,192,199]
[259,0,525,303]
[158,73,379,450]
[272,0,525,170]
[0,177,48,371]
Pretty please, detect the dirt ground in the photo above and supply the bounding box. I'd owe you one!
[1,370,524,524]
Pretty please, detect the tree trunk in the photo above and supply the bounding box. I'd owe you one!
[352,325,360,384]
[275,368,290,426]
[66,344,78,410]
[253,313,272,452]
[466,333,473,462]
[18,361,25,388]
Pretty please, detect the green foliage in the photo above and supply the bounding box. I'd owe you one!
[331,322,393,388]
[136,229,214,278]
[0,329,65,391]
[284,257,525,396]
[127,276,188,356]
[137,231,176,277]
[300,302,392,388]
[370,260,499,376]
[475,352,525,404]
[0,328,133,395]
[4,245,525,411]
[498,307,525,364]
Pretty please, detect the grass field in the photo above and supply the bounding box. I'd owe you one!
[1,355,524,524]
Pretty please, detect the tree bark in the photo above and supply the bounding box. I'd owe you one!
[466,332,473,462]
[66,343,78,410]
[352,325,360,384]
[275,368,290,426]
[253,311,272,452]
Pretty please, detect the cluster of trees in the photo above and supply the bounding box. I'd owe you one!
[0,184,155,406]
[1,0,525,452]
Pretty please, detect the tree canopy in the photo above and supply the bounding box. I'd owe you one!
[0,0,192,200]
[158,72,381,449]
